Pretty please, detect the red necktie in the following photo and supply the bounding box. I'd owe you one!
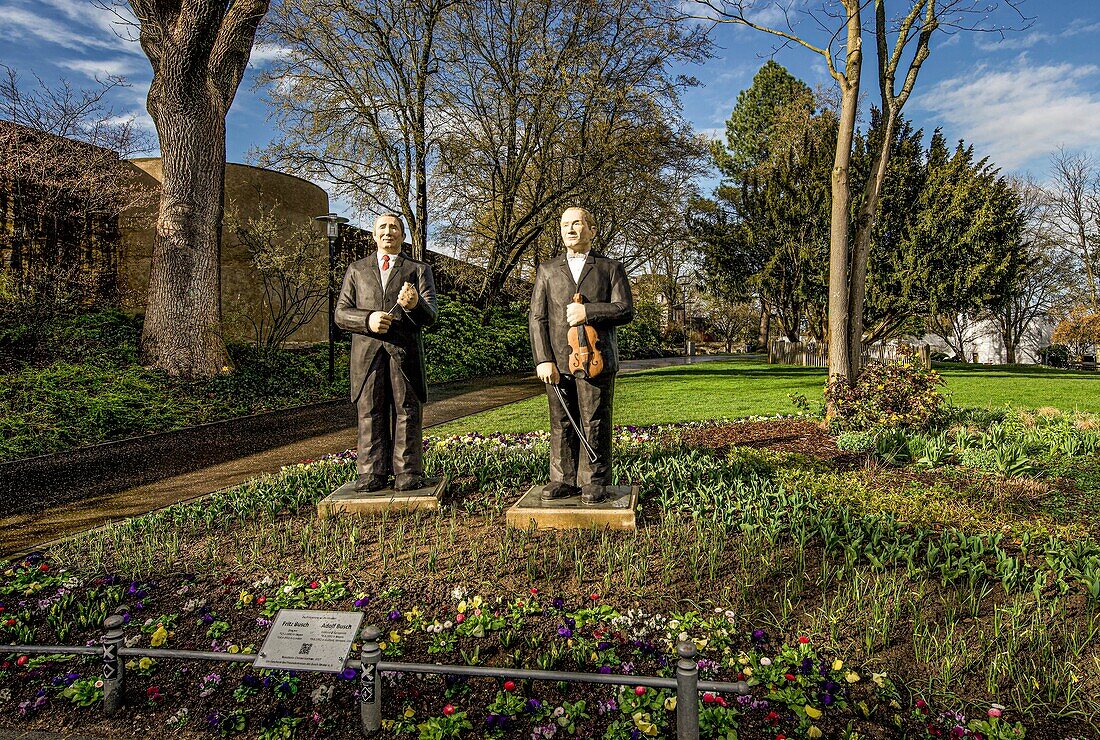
[381,254,390,272]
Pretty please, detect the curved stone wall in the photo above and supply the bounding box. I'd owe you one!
[118,159,330,343]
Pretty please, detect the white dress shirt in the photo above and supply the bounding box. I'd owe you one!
[567,251,587,285]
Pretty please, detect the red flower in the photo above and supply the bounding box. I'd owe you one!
[766,711,780,726]
[703,692,716,703]
[38,563,49,572]
[146,686,163,703]
[798,635,809,644]
[716,697,728,708]
[777,735,787,740]
[634,686,646,696]
[455,613,465,624]
[590,593,600,601]
[16,655,28,667]
[785,673,796,681]
[4,619,15,627]
[530,587,538,595]
[503,680,516,692]
[442,704,456,716]
[309,581,320,589]
[256,596,266,605]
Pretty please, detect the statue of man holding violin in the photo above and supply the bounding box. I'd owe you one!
[529,206,635,505]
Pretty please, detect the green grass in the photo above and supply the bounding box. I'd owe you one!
[434,358,1100,435]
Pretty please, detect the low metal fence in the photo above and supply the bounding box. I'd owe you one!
[3,617,750,739]
[768,340,931,369]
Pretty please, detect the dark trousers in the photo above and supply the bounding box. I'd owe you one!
[356,349,423,479]
[546,373,615,487]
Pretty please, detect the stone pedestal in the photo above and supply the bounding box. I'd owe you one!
[317,476,448,519]
[505,484,638,531]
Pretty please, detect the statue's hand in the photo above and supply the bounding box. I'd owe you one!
[566,301,586,326]
[536,362,560,384]
[368,311,393,333]
[397,281,419,309]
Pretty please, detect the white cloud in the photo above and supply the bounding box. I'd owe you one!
[0,0,138,53]
[57,57,142,80]
[917,57,1100,169]
[248,43,292,67]
[975,20,1100,52]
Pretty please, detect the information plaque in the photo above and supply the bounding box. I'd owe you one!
[254,609,364,673]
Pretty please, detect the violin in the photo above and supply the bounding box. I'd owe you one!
[567,293,605,379]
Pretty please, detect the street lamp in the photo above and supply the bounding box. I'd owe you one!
[314,212,349,383]
[675,273,698,358]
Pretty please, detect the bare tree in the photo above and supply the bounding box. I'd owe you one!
[1044,149,1100,312]
[986,178,1075,363]
[121,0,270,378]
[223,204,328,351]
[692,0,1027,388]
[0,67,154,315]
[434,0,708,309]
[261,0,457,260]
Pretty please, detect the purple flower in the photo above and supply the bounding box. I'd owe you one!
[526,698,542,712]
[598,666,612,674]
[557,626,572,638]
[752,629,767,643]
[552,597,565,609]
[340,668,357,680]
[354,597,370,608]
[799,657,814,675]
[823,694,835,706]
[388,610,402,621]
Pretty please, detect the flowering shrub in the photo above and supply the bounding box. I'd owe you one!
[825,346,945,432]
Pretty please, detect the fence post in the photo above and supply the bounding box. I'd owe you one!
[359,625,382,737]
[101,615,125,715]
[675,641,699,740]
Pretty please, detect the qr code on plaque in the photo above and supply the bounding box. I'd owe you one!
[298,643,313,655]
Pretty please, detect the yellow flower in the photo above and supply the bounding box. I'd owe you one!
[845,670,861,683]
[379,641,388,650]
[228,645,240,654]
[832,659,844,671]
[663,696,677,711]
[631,712,659,736]
[150,626,168,647]
[871,672,886,687]
[857,701,870,717]
[458,600,468,613]
[742,666,753,677]
[805,705,823,720]
[404,708,415,718]
[389,631,402,644]
[139,657,154,670]
[808,726,823,738]
[238,590,253,604]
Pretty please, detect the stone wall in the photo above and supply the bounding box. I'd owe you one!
[119,159,330,343]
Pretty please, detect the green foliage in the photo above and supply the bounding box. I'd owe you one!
[865,121,1025,341]
[616,300,665,359]
[423,296,531,384]
[61,676,103,707]
[825,349,945,432]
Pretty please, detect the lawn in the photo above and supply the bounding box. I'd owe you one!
[3,358,1099,739]
[436,359,1100,435]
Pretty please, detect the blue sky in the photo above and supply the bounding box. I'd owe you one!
[2,0,1099,210]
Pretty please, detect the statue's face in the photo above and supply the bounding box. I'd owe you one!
[373,215,404,253]
[560,208,595,253]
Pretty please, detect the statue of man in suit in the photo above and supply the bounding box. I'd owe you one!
[529,207,634,504]
[335,214,438,492]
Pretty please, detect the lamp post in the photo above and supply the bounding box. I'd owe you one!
[675,273,696,358]
[314,212,349,383]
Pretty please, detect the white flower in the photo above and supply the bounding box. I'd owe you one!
[451,586,467,600]
[760,657,772,666]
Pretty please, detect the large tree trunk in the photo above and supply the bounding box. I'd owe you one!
[847,110,898,377]
[826,2,862,387]
[130,0,268,378]
[142,101,231,377]
[758,298,770,348]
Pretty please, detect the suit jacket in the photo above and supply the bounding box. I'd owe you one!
[529,252,634,375]
[335,250,437,404]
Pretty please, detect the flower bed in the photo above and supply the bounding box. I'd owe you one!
[2,418,1098,738]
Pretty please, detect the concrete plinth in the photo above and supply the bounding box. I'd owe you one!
[506,484,638,531]
[317,476,448,519]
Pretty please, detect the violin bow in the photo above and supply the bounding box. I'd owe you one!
[552,383,599,463]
